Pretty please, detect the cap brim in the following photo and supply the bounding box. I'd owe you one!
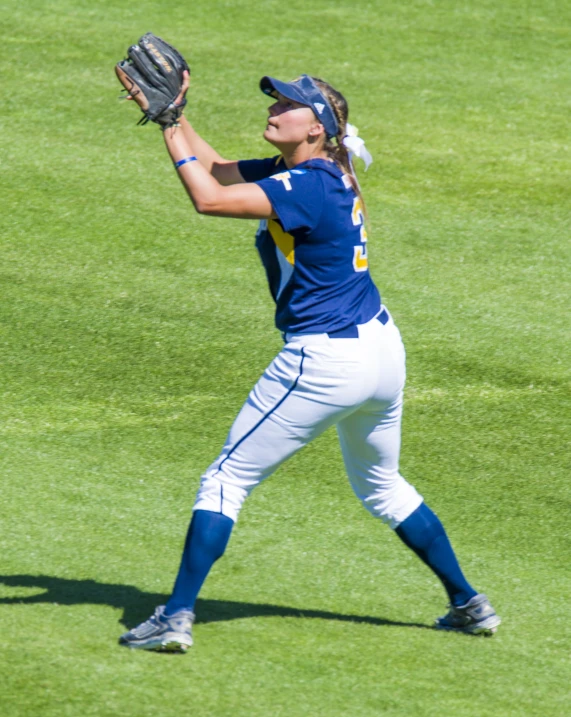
[260,76,309,106]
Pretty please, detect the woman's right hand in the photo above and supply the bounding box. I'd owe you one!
[173,70,190,109]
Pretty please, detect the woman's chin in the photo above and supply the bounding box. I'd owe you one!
[263,129,279,147]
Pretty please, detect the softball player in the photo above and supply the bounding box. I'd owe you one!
[120,73,500,651]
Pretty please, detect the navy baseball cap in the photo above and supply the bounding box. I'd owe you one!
[260,74,339,139]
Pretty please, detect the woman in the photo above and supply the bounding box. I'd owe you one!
[119,72,500,651]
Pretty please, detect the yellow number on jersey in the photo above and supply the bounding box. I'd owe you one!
[351,197,368,272]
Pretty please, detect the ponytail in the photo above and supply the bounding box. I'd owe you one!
[311,77,368,221]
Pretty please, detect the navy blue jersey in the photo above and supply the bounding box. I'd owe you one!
[238,155,381,334]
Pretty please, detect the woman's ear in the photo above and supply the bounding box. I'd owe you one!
[308,123,325,138]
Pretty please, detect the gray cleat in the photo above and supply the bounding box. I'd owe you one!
[119,605,194,652]
[435,593,501,635]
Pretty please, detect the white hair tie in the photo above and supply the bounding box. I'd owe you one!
[342,123,373,170]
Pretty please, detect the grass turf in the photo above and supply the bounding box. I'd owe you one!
[1,0,570,714]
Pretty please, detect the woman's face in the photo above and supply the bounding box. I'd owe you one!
[263,93,323,149]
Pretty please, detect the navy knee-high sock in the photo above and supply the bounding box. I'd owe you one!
[395,502,477,607]
[164,509,234,616]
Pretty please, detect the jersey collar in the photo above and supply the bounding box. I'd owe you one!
[286,157,343,178]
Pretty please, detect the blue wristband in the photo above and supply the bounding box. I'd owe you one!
[174,156,198,168]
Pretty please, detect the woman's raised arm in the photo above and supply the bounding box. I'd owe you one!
[163,124,275,220]
[177,116,245,186]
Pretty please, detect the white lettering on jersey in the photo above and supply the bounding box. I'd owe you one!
[271,171,292,191]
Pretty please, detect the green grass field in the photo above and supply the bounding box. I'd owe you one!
[1,0,569,714]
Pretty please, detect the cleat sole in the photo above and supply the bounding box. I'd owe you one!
[160,641,189,653]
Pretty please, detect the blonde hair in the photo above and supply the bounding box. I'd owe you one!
[311,77,368,218]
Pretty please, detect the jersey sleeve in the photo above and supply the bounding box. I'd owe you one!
[237,156,284,182]
[256,169,324,233]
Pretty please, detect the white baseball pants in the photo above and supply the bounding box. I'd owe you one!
[194,310,423,528]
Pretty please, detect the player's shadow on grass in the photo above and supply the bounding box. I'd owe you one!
[0,574,431,631]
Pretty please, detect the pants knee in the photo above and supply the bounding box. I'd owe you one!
[360,475,423,529]
[193,472,249,523]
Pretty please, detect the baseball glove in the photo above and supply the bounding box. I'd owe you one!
[115,32,190,129]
